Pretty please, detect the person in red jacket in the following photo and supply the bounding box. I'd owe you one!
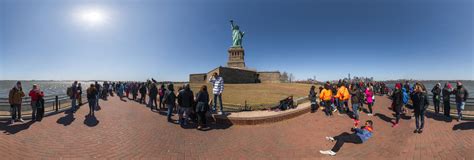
[29,84,44,121]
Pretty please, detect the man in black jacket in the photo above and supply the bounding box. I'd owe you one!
[453,81,469,121]
[177,84,194,126]
[431,83,442,114]
[412,84,429,133]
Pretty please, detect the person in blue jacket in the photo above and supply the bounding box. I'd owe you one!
[320,120,374,156]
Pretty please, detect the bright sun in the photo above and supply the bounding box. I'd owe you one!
[75,7,108,27]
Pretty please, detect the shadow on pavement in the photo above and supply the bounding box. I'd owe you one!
[425,112,452,122]
[56,111,75,126]
[452,122,474,130]
[0,120,35,135]
[375,113,393,124]
[84,114,99,127]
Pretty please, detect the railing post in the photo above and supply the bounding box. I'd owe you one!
[55,96,59,112]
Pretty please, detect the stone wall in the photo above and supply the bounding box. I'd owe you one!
[189,73,207,83]
[258,71,281,83]
[204,67,258,84]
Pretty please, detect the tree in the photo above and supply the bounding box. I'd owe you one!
[281,72,289,82]
[289,73,295,83]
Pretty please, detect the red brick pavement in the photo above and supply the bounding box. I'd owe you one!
[0,95,472,159]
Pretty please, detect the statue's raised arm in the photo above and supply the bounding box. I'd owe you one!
[229,20,244,48]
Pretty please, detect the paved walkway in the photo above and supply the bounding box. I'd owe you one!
[0,95,472,159]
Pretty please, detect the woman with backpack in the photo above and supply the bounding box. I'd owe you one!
[163,83,176,122]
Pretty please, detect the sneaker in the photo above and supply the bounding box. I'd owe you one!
[319,150,336,156]
[332,109,338,113]
[19,119,25,122]
[418,129,423,133]
[218,111,223,115]
[413,129,418,133]
[367,113,373,116]
[392,123,398,128]
[325,136,335,142]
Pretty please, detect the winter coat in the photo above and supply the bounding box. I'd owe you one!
[453,86,469,103]
[442,87,452,102]
[349,88,362,104]
[365,89,373,103]
[29,89,44,102]
[177,88,194,108]
[163,90,176,106]
[9,87,25,105]
[431,87,441,102]
[335,86,350,100]
[355,127,373,143]
[391,89,403,112]
[308,90,317,102]
[319,89,332,101]
[412,92,429,114]
[195,91,209,112]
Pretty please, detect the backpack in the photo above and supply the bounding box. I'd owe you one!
[402,91,409,104]
[67,87,72,97]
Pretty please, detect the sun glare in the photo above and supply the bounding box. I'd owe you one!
[74,7,108,28]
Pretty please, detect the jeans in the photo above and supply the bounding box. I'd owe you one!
[95,94,100,107]
[31,101,38,119]
[159,96,164,109]
[331,132,363,152]
[213,94,223,112]
[433,99,441,113]
[71,98,77,111]
[415,110,425,130]
[166,104,174,120]
[456,102,465,120]
[443,100,451,117]
[197,111,207,127]
[324,100,332,116]
[88,99,96,115]
[10,104,21,120]
[338,100,348,113]
[352,103,359,120]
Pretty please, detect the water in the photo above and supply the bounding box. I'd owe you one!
[0,80,95,98]
[384,80,474,94]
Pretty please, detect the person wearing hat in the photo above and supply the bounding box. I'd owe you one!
[9,81,25,124]
[431,83,442,114]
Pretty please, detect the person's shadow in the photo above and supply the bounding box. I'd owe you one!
[374,113,393,124]
[453,122,474,131]
[0,120,35,135]
[56,110,76,126]
[84,114,99,127]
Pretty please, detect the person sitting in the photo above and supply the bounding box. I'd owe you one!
[320,120,374,156]
[278,96,294,111]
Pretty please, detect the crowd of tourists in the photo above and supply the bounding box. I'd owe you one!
[315,80,469,156]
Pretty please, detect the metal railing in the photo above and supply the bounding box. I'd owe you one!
[0,94,87,116]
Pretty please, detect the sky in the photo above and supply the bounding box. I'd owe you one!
[0,0,473,81]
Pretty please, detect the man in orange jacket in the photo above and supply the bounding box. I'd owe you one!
[335,83,350,114]
[320,84,333,116]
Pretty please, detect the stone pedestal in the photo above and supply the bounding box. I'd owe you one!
[227,47,245,69]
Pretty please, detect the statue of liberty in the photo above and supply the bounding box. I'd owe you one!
[230,20,245,48]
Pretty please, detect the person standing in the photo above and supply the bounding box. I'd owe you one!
[335,83,350,114]
[139,83,147,104]
[177,84,194,126]
[309,86,317,113]
[158,84,166,110]
[431,83,442,114]
[349,84,362,126]
[9,81,25,124]
[163,83,176,122]
[94,81,101,109]
[69,81,78,113]
[453,81,469,122]
[149,83,158,111]
[87,84,98,116]
[365,86,374,116]
[442,82,453,119]
[391,83,403,128]
[29,84,44,121]
[118,82,124,100]
[195,85,210,130]
[209,72,224,115]
[319,84,333,116]
[412,84,429,133]
[77,83,83,106]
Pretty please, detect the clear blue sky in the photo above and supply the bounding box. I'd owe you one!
[1,0,473,81]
